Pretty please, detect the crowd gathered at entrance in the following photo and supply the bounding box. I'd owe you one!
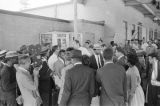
[0,38,160,106]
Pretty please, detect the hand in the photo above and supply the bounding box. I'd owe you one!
[128,95,133,104]
[33,66,42,76]
[151,80,157,86]
[125,102,128,106]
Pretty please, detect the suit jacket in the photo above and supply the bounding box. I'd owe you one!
[96,63,127,106]
[89,54,104,70]
[53,58,65,87]
[16,67,38,106]
[0,65,16,100]
[59,64,95,106]
[116,56,129,70]
[39,60,53,93]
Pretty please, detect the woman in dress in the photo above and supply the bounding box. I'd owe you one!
[126,54,145,106]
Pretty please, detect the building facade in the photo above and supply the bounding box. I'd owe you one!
[22,0,160,44]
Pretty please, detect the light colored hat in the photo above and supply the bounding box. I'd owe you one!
[0,50,7,58]
[5,51,18,58]
[94,44,102,50]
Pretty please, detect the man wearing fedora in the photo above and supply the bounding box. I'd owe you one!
[0,50,7,105]
[59,50,95,106]
[0,51,18,106]
[0,50,7,68]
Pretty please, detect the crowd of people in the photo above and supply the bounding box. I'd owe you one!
[0,38,160,106]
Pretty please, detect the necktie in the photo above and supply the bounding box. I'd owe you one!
[98,55,102,68]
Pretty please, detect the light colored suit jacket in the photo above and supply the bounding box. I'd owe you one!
[53,58,65,87]
[16,67,39,106]
[54,58,65,78]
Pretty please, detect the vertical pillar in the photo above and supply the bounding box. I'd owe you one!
[74,0,78,39]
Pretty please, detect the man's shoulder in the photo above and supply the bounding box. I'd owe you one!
[55,59,63,65]
[1,65,10,74]
[101,63,125,72]
[69,64,94,73]
[16,70,28,77]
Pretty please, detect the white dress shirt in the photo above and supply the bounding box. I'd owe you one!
[142,43,148,52]
[48,53,58,71]
[78,47,91,56]
[151,60,158,81]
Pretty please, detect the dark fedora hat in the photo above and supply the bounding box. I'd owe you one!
[70,49,82,59]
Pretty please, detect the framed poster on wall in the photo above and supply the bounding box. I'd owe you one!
[40,32,83,49]
[39,33,52,45]
[149,29,154,40]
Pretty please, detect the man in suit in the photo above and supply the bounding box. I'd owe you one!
[115,46,128,70]
[38,47,55,106]
[59,50,95,106]
[0,50,7,105]
[89,44,104,70]
[0,51,18,106]
[54,49,66,79]
[52,49,66,106]
[16,54,42,106]
[96,48,127,106]
[147,52,160,106]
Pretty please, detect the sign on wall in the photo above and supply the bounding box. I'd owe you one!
[40,33,52,44]
[40,32,83,49]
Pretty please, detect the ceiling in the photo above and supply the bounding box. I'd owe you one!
[124,0,160,25]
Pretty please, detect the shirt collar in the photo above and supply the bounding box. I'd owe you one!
[42,57,47,62]
[1,61,6,65]
[59,57,65,64]
[118,55,124,60]
[18,66,29,73]
[5,63,11,67]
[74,62,82,66]
[104,61,113,65]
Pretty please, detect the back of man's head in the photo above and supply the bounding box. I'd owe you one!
[58,49,65,58]
[110,41,114,46]
[74,40,81,46]
[103,48,113,61]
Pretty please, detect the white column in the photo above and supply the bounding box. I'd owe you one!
[74,0,78,39]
